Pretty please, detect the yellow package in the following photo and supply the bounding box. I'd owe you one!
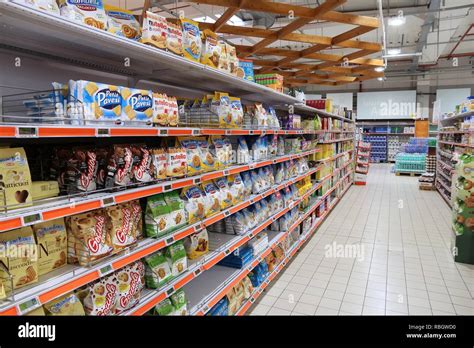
[140,11,168,49]
[183,229,209,260]
[210,92,232,128]
[227,43,239,76]
[200,29,220,68]
[0,227,38,297]
[32,181,59,201]
[43,292,86,316]
[32,218,67,276]
[152,93,169,126]
[105,5,141,40]
[0,147,33,209]
[181,186,206,223]
[25,307,46,316]
[167,21,183,55]
[181,18,202,62]
[196,137,219,172]
[217,42,229,72]
[229,97,243,128]
[179,137,203,175]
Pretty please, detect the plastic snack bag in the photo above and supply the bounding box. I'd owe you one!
[114,261,145,313]
[181,18,202,62]
[166,146,187,178]
[167,21,183,56]
[181,186,206,223]
[180,138,203,175]
[165,241,187,277]
[144,194,171,238]
[140,11,167,49]
[105,202,140,251]
[214,177,233,210]
[170,289,188,315]
[228,174,245,204]
[201,29,220,68]
[197,137,219,172]
[105,144,133,187]
[164,191,186,231]
[58,0,106,30]
[131,144,154,183]
[202,181,222,216]
[44,292,85,316]
[105,5,141,40]
[237,137,250,164]
[183,229,209,260]
[151,147,168,180]
[144,250,172,289]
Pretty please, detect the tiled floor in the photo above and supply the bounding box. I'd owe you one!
[249,164,474,316]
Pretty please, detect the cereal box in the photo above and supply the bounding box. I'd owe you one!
[121,88,153,123]
[58,0,107,30]
[105,5,141,40]
[0,147,33,209]
[70,80,122,123]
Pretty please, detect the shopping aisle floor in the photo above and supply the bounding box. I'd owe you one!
[249,164,474,316]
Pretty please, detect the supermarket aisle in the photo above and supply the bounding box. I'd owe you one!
[249,164,474,316]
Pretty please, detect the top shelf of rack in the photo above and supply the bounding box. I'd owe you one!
[0,1,299,105]
[294,104,354,123]
[439,111,474,125]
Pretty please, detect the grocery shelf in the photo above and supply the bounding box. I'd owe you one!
[436,176,452,193]
[438,130,474,134]
[319,137,354,144]
[436,185,452,208]
[317,149,354,162]
[236,181,352,316]
[437,158,454,171]
[439,111,474,125]
[438,140,474,149]
[0,162,322,315]
[362,132,414,136]
[294,105,354,123]
[0,1,298,105]
[436,167,452,182]
[0,148,319,234]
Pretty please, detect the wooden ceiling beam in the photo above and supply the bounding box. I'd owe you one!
[213,5,240,31]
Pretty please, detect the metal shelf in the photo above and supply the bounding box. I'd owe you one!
[296,105,354,123]
[438,140,474,149]
[436,185,452,208]
[436,177,452,193]
[0,1,298,105]
[439,111,474,125]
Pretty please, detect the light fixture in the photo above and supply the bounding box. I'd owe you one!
[377,77,384,81]
[388,15,406,26]
[374,66,385,72]
[383,52,423,58]
[387,48,401,55]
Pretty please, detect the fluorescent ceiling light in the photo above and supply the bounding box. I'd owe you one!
[374,66,385,72]
[387,48,401,55]
[383,52,422,58]
[388,15,406,26]
[377,77,384,81]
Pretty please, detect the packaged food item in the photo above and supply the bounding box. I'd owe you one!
[241,275,253,299]
[202,181,221,216]
[217,42,229,72]
[66,210,113,266]
[181,186,206,223]
[214,176,232,210]
[274,163,285,184]
[251,170,263,194]
[241,171,253,198]
[144,250,172,288]
[64,147,98,193]
[228,174,245,204]
[154,298,174,316]
[31,181,59,201]
[167,21,183,55]
[0,147,33,209]
[95,147,109,189]
[114,261,145,313]
[197,137,218,172]
[200,29,220,68]
[58,0,106,29]
[43,292,85,316]
[25,307,46,316]
[0,227,38,295]
[130,144,153,183]
[69,80,122,123]
[164,191,186,231]
[237,59,254,81]
[79,275,117,316]
[151,148,167,180]
[183,229,209,260]
[105,202,140,251]
[105,144,133,187]
[237,137,250,164]
[166,146,187,177]
[168,97,179,126]
[105,5,141,40]
[227,43,239,76]
[212,92,232,128]
[230,97,244,127]
[170,289,188,315]
[165,241,187,277]
[210,137,230,168]
[19,0,59,14]
[207,297,228,316]
[181,18,202,62]
[180,138,203,175]
[144,194,170,238]
[152,93,169,126]
[32,219,67,276]
[129,200,143,240]
[121,88,153,123]
[140,11,168,49]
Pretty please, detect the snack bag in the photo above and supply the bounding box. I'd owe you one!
[121,88,153,123]
[66,210,113,266]
[237,137,250,164]
[151,148,168,180]
[228,174,245,204]
[164,191,186,230]
[43,292,85,316]
[154,298,174,316]
[69,80,122,123]
[105,202,139,251]
[105,144,133,187]
[144,194,171,238]
[105,5,141,40]
[166,146,187,177]
[227,43,239,76]
[230,97,243,127]
[200,29,220,68]
[217,42,229,72]
[58,0,106,30]
[179,138,203,175]
[79,275,117,315]
[64,147,98,193]
[114,261,145,313]
[197,137,218,172]
[144,250,172,288]
[170,289,188,315]
[165,241,187,277]
[129,200,143,239]
[130,144,153,183]
[181,18,202,62]
[181,186,206,223]
[241,171,253,198]
[212,92,232,128]
[214,176,232,210]
[183,229,209,260]
[0,227,38,295]
[202,181,221,216]
[96,147,109,189]
[168,97,179,126]
[140,11,168,49]
[152,93,169,126]
[19,0,59,14]
[167,21,183,55]
[0,147,33,209]
[210,137,229,168]
[32,219,67,276]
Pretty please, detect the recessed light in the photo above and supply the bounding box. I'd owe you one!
[387,48,401,55]
[388,15,406,26]
[377,77,384,81]
[374,66,385,72]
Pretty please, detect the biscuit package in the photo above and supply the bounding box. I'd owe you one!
[79,275,117,315]
[168,96,179,126]
[181,18,202,62]
[19,0,59,14]
[0,227,38,296]
[164,191,186,231]
[0,147,33,209]
[105,5,141,40]
[154,298,174,316]
[69,80,122,123]
[114,261,145,313]
[105,144,133,187]
[201,29,220,68]
[167,21,183,55]
[170,289,188,315]
[141,11,168,49]
[65,147,98,193]
[166,146,187,177]
[230,97,244,127]
[58,0,107,30]
[144,250,172,288]
[95,147,109,189]
[144,194,171,238]
[152,93,169,126]
[217,42,229,72]
[197,137,219,172]
[131,144,153,183]
[105,202,140,251]
[201,181,221,216]
[228,174,245,204]
[121,88,153,123]
[181,186,206,223]
[43,292,85,316]
[214,176,232,210]
[227,44,239,76]
[179,138,203,175]
[151,148,167,180]
[32,219,67,276]
[211,92,231,128]
[66,210,113,266]
[183,229,209,260]
[165,241,187,277]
